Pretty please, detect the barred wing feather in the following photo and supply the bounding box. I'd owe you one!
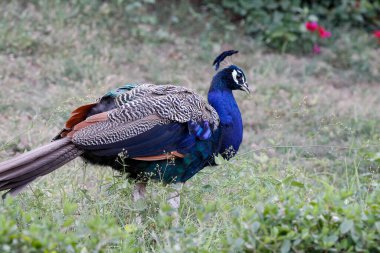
[71,84,219,159]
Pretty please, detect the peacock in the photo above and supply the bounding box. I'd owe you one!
[0,50,249,208]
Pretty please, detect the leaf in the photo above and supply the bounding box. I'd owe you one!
[124,224,137,233]
[368,152,380,162]
[214,155,225,165]
[282,174,295,185]
[63,217,75,227]
[374,222,380,233]
[290,180,305,188]
[80,247,89,253]
[63,202,78,216]
[257,176,281,186]
[323,235,338,245]
[340,219,354,234]
[251,221,260,233]
[280,240,291,253]
[309,15,318,22]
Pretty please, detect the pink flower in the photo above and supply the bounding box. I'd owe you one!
[305,21,318,32]
[313,44,321,54]
[374,31,380,38]
[318,26,331,38]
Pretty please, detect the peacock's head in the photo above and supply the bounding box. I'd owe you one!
[212,50,249,93]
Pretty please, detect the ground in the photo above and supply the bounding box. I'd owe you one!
[0,1,379,252]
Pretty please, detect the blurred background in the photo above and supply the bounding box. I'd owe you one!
[0,1,379,252]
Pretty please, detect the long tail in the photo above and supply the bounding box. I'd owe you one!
[0,138,83,197]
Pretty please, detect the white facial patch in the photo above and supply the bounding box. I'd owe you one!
[232,69,239,84]
[237,69,245,83]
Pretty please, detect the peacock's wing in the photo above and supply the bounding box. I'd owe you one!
[70,84,219,159]
[53,83,139,140]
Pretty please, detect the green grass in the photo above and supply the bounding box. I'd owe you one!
[0,1,379,252]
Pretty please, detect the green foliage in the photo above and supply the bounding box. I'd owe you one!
[313,0,380,28]
[208,0,311,53]
[224,188,380,252]
[206,0,380,52]
[3,0,379,54]
[0,167,378,252]
[0,197,134,252]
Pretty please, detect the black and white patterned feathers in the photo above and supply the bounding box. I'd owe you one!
[72,84,219,147]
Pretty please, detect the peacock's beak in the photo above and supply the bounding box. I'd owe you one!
[240,82,250,94]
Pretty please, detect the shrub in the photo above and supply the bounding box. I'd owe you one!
[224,188,380,252]
[205,0,380,53]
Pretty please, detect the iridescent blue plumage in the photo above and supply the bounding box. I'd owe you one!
[208,65,248,156]
[80,52,249,183]
[0,51,248,196]
[103,83,137,97]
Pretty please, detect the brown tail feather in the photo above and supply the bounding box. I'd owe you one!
[0,138,83,197]
[0,144,77,181]
[0,138,71,173]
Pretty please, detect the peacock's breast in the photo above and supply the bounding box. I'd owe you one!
[218,112,243,158]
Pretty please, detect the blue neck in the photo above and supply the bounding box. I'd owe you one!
[208,75,243,157]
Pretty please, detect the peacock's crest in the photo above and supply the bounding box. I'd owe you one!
[212,50,239,71]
